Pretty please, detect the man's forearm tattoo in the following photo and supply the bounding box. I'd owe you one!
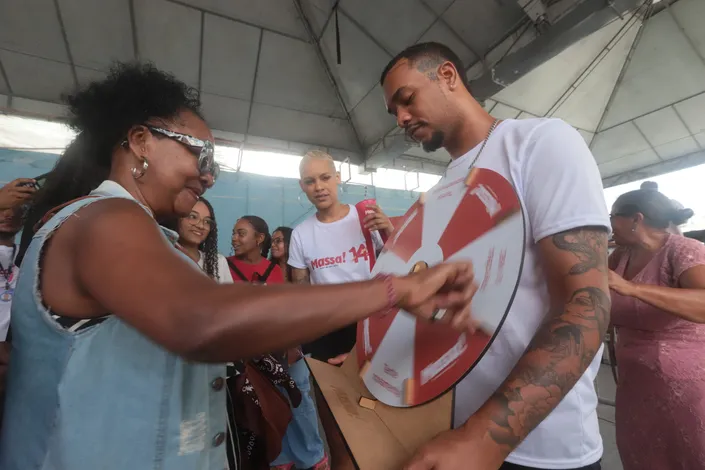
[486,227,611,449]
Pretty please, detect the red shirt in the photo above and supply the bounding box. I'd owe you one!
[225,257,284,285]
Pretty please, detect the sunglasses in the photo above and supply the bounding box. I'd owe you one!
[126,125,219,181]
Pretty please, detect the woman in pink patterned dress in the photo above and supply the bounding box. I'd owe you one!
[608,188,705,470]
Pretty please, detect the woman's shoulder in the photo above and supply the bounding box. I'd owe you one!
[666,234,705,254]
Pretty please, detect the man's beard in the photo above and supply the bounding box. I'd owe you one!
[422,130,444,153]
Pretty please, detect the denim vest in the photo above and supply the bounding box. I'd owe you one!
[0,181,229,470]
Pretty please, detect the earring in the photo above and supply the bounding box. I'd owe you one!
[131,158,149,179]
[631,226,637,232]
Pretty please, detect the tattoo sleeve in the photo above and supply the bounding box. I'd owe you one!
[291,268,311,285]
[483,226,611,450]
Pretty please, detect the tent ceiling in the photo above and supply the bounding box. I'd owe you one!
[0,0,703,186]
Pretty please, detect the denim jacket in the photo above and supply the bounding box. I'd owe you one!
[0,181,229,470]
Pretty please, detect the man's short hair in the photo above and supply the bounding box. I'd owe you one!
[379,42,468,90]
[299,150,337,176]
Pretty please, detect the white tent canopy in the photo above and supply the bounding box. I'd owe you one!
[1,0,703,186]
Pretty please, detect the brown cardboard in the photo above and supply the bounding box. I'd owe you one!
[307,350,452,470]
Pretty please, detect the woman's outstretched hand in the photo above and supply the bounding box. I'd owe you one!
[393,262,478,332]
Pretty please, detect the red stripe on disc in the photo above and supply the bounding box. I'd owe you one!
[438,169,522,260]
[383,201,424,263]
[411,325,491,404]
[356,307,400,365]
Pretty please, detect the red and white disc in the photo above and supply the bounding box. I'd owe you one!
[356,168,525,407]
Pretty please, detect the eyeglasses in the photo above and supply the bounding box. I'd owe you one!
[186,212,215,229]
[146,126,220,181]
[271,237,285,245]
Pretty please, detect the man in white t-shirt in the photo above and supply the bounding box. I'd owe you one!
[380,43,611,470]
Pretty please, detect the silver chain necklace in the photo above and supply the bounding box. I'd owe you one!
[444,118,500,178]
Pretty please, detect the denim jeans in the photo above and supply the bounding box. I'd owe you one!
[270,358,326,468]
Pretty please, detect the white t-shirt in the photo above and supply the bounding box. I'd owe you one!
[288,204,385,359]
[197,252,233,284]
[445,119,609,468]
[0,245,18,341]
[288,204,384,285]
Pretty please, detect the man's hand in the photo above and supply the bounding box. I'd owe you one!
[404,427,504,470]
[0,178,36,210]
[363,204,394,236]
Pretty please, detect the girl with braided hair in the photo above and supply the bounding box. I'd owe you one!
[175,197,232,283]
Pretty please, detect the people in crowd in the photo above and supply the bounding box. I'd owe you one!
[288,149,395,468]
[608,188,705,469]
[227,216,283,284]
[0,62,476,470]
[175,196,232,283]
[0,195,27,426]
[379,42,610,470]
[270,226,328,470]
[226,215,294,470]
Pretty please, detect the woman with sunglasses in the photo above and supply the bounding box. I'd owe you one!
[175,197,232,283]
[1,63,476,470]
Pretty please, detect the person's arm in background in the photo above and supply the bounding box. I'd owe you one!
[406,120,611,470]
[609,238,705,324]
[288,228,311,285]
[0,179,36,211]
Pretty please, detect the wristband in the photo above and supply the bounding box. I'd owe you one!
[375,274,398,316]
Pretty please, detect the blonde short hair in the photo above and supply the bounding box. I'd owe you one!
[299,150,337,176]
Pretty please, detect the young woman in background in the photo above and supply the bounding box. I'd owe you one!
[270,226,328,470]
[227,216,283,284]
[271,227,293,281]
[175,197,232,283]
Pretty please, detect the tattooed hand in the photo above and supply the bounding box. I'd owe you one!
[457,226,611,463]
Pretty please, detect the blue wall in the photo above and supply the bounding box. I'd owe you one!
[0,149,417,255]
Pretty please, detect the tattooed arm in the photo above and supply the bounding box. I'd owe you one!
[473,226,610,457]
[291,267,311,285]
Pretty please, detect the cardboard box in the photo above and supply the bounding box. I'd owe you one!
[307,349,452,470]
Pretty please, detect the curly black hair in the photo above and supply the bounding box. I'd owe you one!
[239,215,271,258]
[196,197,220,281]
[16,62,202,266]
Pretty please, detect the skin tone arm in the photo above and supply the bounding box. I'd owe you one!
[609,266,705,324]
[479,227,610,453]
[0,179,36,210]
[406,227,610,469]
[46,199,476,364]
[291,267,310,285]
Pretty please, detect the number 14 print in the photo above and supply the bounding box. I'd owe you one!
[349,243,370,264]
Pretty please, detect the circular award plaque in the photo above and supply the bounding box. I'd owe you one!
[356,168,525,407]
